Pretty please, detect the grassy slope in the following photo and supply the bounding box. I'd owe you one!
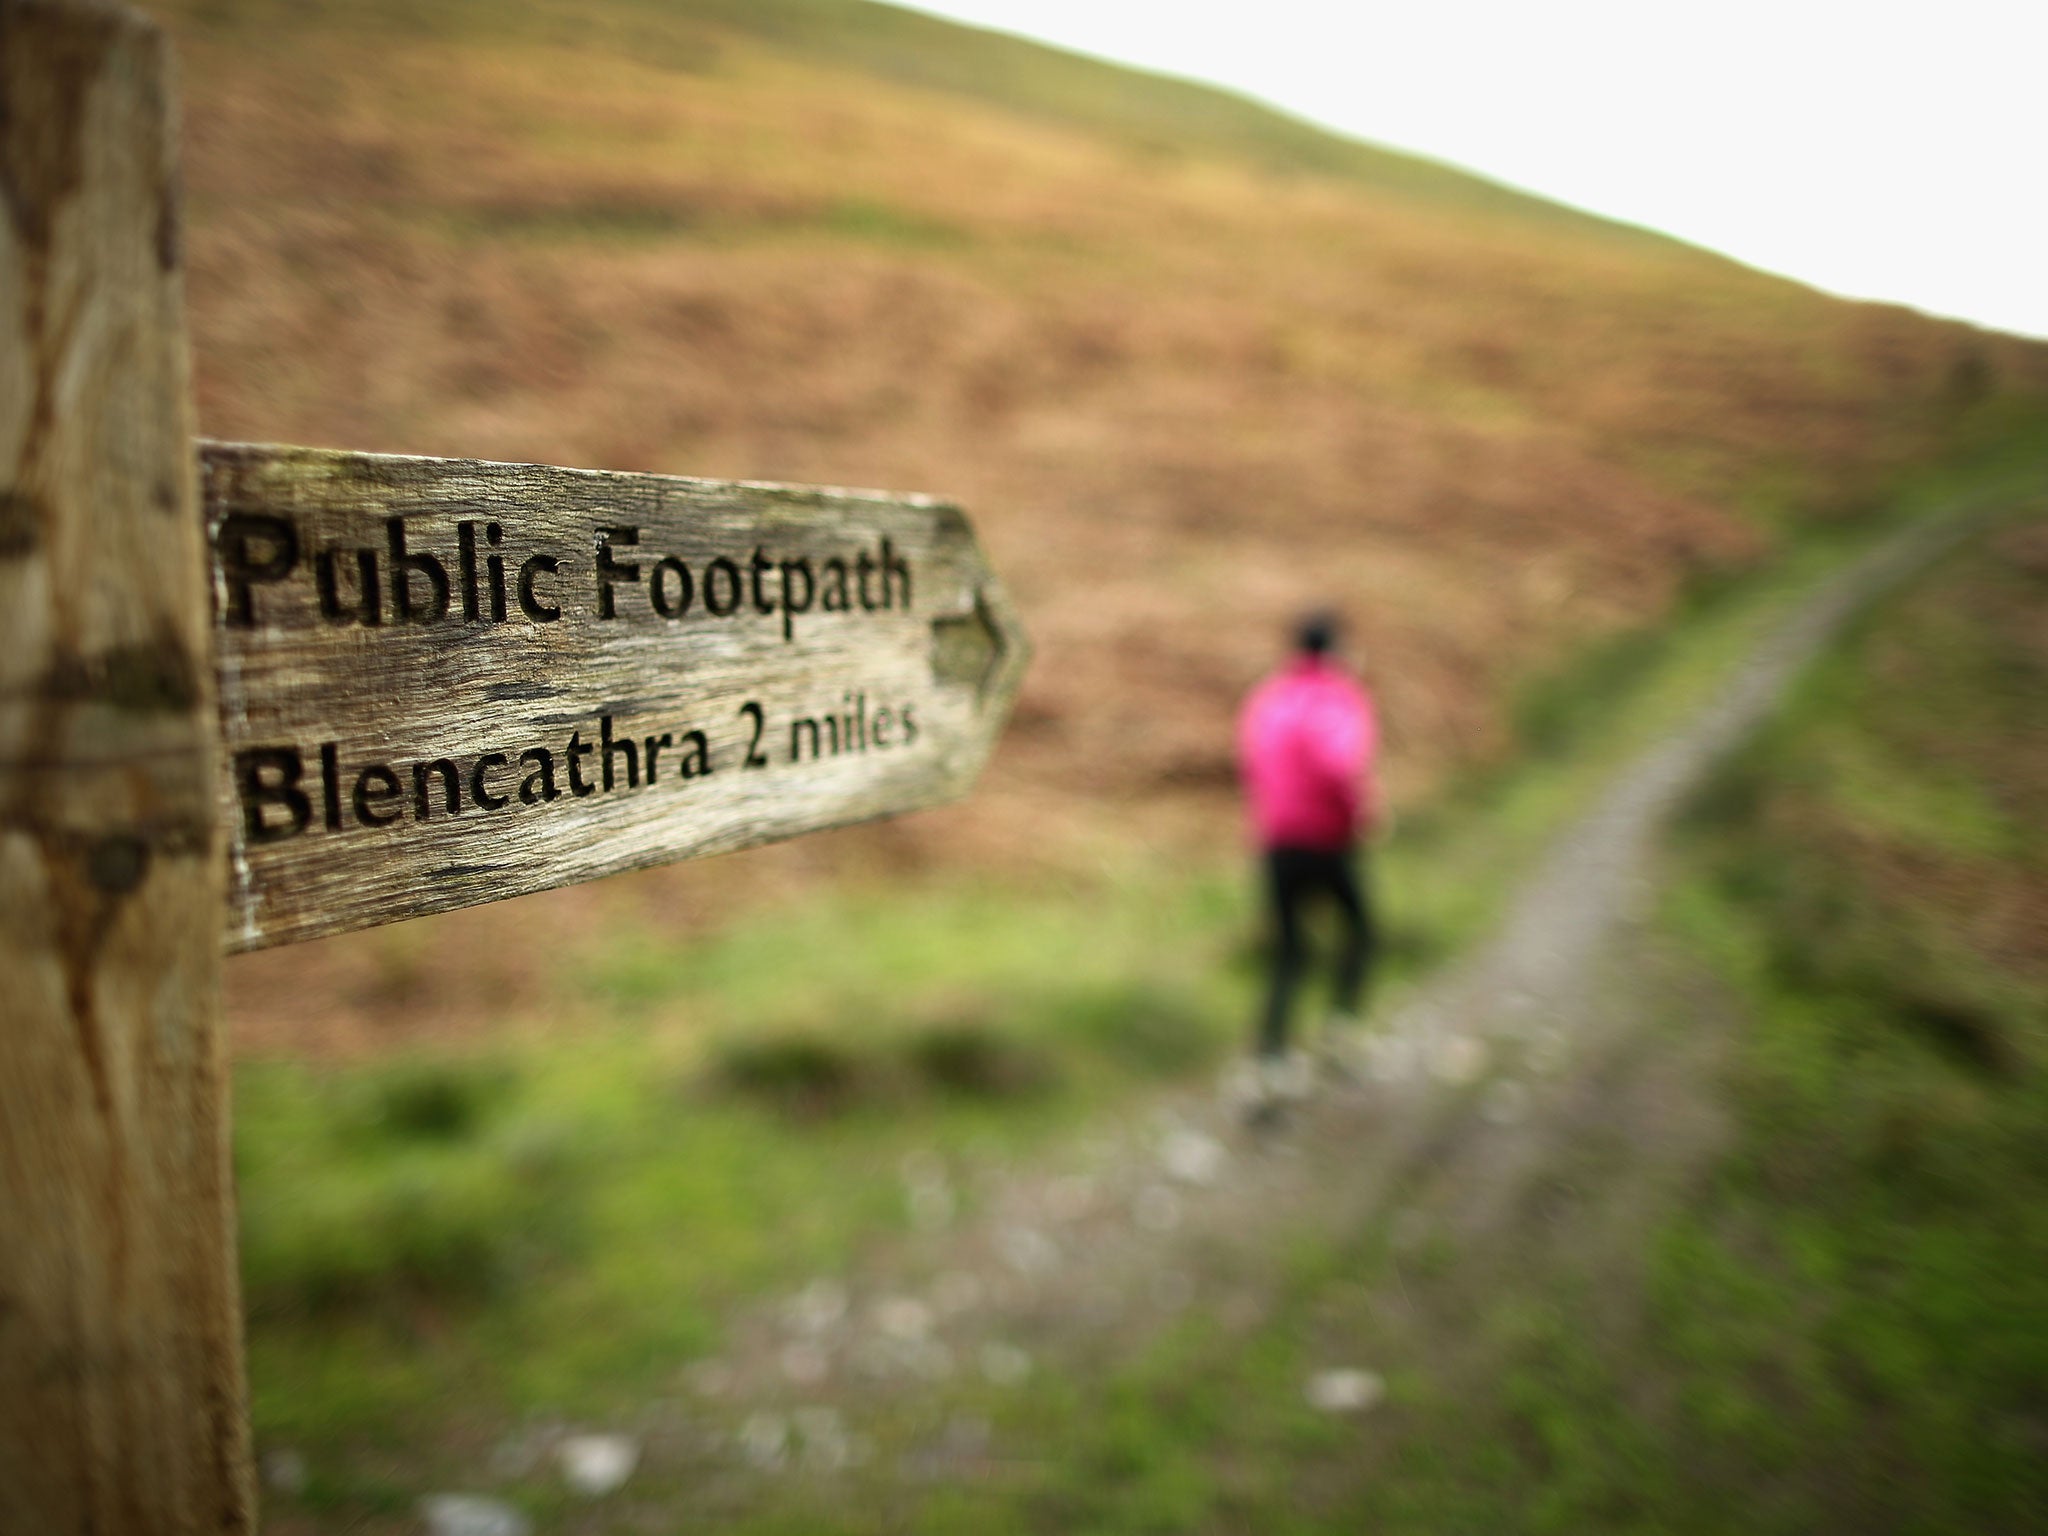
[175,0,1680,228]
[603,0,1649,228]
[236,452,2043,1528]
[1653,513,2048,1530]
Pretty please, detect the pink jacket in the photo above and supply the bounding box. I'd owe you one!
[1237,657,1377,850]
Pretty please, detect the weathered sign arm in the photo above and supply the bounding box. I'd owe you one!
[202,443,1030,951]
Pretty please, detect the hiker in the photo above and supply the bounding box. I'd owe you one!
[1236,610,1378,1117]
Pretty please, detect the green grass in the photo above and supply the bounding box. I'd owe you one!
[236,446,2048,1524]
[1639,512,2047,1530]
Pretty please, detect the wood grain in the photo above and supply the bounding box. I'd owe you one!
[0,4,254,1531]
[201,443,1031,950]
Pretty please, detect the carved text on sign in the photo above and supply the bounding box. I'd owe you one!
[203,444,1029,951]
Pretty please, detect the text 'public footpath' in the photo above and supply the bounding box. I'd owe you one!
[215,513,914,641]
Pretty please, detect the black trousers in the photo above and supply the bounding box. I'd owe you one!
[1258,845,1373,1059]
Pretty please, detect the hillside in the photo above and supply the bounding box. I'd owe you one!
[218,407,2048,1531]
[139,0,2048,1045]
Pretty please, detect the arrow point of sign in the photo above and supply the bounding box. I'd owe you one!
[933,581,1030,710]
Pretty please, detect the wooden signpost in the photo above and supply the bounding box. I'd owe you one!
[0,4,1029,1530]
[206,444,1026,950]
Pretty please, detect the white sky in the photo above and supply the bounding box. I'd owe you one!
[900,0,2048,340]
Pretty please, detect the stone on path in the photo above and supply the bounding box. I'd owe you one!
[780,1340,830,1385]
[1160,1127,1227,1186]
[419,1494,532,1536]
[1044,1173,1098,1222]
[932,1269,984,1315]
[1305,1368,1386,1414]
[1431,1035,1488,1085]
[1265,1051,1317,1102]
[738,1411,789,1471]
[979,1342,1033,1386]
[998,1224,1058,1276]
[786,1278,850,1337]
[559,1433,639,1497]
[873,1295,935,1342]
[1483,1080,1529,1124]
[1364,1032,1422,1084]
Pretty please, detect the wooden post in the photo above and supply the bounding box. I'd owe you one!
[0,3,255,1531]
